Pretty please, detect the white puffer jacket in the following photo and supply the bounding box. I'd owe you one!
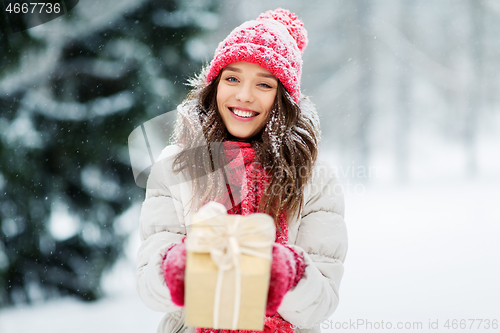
[136,140,348,333]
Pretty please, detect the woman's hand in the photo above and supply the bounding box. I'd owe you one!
[162,241,187,307]
[266,243,306,316]
[162,240,306,313]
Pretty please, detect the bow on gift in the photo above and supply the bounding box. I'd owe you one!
[186,202,275,330]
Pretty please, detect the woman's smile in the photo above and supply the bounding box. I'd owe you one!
[228,106,260,121]
[217,61,278,139]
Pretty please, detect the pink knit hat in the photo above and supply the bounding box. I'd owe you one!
[206,8,308,103]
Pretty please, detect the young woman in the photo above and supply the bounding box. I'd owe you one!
[136,8,348,333]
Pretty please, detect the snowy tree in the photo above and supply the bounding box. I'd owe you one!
[0,0,219,306]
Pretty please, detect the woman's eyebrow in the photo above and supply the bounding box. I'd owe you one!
[224,66,277,81]
[257,73,278,80]
[224,66,241,73]
[257,73,278,81]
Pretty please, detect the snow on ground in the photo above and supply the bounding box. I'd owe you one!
[328,177,500,332]
[0,177,499,332]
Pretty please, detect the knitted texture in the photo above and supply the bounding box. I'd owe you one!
[219,141,288,244]
[162,240,186,307]
[206,8,308,103]
[265,244,296,316]
[284,245,306,290]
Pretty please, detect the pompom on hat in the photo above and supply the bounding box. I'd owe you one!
[206,8,308,103]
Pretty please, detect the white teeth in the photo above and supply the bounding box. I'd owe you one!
[232,108,255,118]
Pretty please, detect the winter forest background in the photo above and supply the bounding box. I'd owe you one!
[1,0,499,332]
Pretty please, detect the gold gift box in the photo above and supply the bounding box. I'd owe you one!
[184,202,275,330]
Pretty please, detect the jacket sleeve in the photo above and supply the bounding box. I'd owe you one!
[136,147,187,313]
[278,161,348,328]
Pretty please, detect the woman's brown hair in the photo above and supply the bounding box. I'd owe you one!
[170,67,320,224]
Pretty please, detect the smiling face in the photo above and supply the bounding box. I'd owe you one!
[216,61,278,140]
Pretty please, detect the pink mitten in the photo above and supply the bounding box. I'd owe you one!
[161,241,187,306]
[265,243,306,316]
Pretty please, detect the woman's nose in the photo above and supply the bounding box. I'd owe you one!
[235,83,254,103]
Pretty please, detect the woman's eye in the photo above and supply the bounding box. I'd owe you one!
[226,77,238,82]
[259,83,272,88]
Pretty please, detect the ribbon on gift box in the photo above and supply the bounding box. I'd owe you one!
[186,202,275,329]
